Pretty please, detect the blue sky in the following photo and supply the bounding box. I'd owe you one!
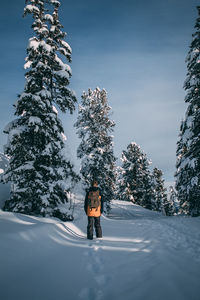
[0,0,198,187]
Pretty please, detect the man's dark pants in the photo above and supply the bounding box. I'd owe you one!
[87,216,102,239]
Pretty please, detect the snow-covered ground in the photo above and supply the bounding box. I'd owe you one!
[1,198,200,300]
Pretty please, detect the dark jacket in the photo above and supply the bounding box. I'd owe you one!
[84,186,104,215]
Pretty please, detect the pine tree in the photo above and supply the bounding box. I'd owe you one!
[151,168,174,216]
[169,185,179,214]
[74,88,116,213]
[175,6,200,216]
[3,0,78,220]
[151,167,166,212]
[0,153,9,183]
[118,142,153,209]
[116,165,126,201]
[162,193,174,216]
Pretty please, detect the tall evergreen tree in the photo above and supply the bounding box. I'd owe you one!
[162,193,174,216]
[74,88,116,213]
[0,153,9,183]
[151,167,167,212]
[3,0,78,220]
[169,185,179,214]
[116,165,126,201]
[118,142,153,209]
[151,168,174,216]
[175,6,200,216]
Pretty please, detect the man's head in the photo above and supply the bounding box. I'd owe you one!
[91,179,98,187]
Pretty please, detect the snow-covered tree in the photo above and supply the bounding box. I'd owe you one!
[118,142,153,209]
[74,88,116,213]
[151,167,167,212]
[116,165,125,200]
[169,185,179,214]
[0,153,9,182]
[3,0,78,220]
[175,6,200,216]
[151,168,175,216]
[162,193,174,216]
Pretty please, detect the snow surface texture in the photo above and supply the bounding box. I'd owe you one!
[1,198,200,300]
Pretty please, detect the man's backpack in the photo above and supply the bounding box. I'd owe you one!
[88,190,101,210]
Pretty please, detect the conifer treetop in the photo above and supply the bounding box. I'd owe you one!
[184,6,200,104]
[22,0,76,114]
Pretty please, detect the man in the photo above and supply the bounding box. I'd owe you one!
[84,180,103,240]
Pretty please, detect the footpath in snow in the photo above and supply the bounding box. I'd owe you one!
[1,199,200,300]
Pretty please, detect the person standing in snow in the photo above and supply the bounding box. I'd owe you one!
[84,180,103,240]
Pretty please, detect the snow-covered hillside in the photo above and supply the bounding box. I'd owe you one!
[1,199,200,300]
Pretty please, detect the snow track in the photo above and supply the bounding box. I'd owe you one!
[1,200,200,300]
[61,223,86,240]
[79,241,108,300]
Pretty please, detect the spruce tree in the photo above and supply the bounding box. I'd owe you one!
[74,88,116,213]
[151,167,167,212]
[169,185,179,214]
[175,6,200,216]
[151,168,174,216]
[3,0,77,220]
[116,165,126,201]
[0,153,9,183]
[162,193,174,216]
[118,142,153,209]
